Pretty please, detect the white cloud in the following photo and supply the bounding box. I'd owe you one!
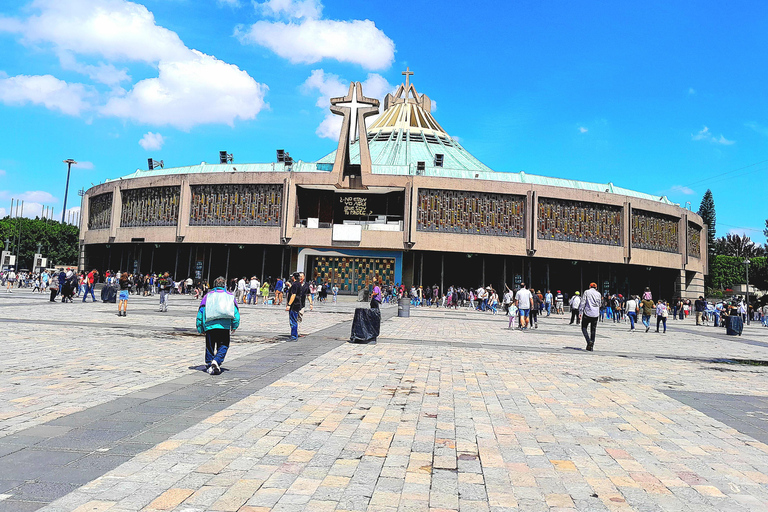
[0,169,5,177]
[257,0,323,19]
[688,87,696,95]
[102,51,268,130]
[139,131,165,151]
[3,0,190,64]
[0,0,268,129]
[74,161,94,169]
[0,74,93,116]
[670,185,695,195]
[237,17,395,70]
[303,69,394,139]
[0,208,5,217]
[0,190,57,204]
[692,126,735,145]
[58,51,130,86]
[579,126,588,133]
[431,99,437,112]
[218,0,241,7]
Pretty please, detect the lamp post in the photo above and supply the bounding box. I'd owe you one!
[62,159,77,223]
[744,258,751,325]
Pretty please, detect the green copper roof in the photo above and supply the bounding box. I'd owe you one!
[106,77,674,206]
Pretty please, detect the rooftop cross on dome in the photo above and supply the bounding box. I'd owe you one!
[402,67,413,97]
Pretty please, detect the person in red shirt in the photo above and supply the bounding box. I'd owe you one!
[82,269,98,302]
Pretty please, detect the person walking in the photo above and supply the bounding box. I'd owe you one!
[81,269,98,302]
[117,273,130,316]
[48,272,59,302]
[655,300,668,333]
[640,295,655,333]
[371,281,383,308]
[579,282,602,351]
[555,290,564,314]
[196,276,240,375]
[260,279,271,304]
[248,276,259,305]
[274,277,284,305]
[694,296,706,326]
[569,292,581,325]
[236,276,246,304]
[286,273,301,341]
[332,284,339,303]
[626,295,638,332]
[158,272,172,312]
[544,290,553,316]
[514,283,533,330]
[5,269,15,293]
[530,290,539,327]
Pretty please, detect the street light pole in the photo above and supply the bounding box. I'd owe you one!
[62,159,77,223]
[745,258,751,325]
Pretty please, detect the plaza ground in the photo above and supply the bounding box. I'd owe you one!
[1,292,768,511]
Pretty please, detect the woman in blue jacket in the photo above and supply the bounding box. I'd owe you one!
[196,276,240,375]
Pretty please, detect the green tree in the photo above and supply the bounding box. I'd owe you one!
[709,255,768,293]
[697,189,716,261]
[0,217,79,270]
[712,233,766,258]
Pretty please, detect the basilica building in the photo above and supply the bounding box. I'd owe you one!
[80,71,706,299]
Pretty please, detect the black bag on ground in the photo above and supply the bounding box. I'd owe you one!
[725,315,743,336]
[101,285,117,303]
[350,307,380,343]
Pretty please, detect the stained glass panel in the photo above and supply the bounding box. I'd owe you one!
[88,192,112,230]
[537,198,622,246]
[189,184,283,226]
[417,188,525,237]
[120,186,180,228]
[631,210,679,253]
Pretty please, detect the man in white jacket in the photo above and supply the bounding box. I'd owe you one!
[569,292,581,325]
[579,283,602,351]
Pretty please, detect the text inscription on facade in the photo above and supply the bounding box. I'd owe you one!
[537,198,622,246]
[339,196,370,216]
[190,184,282,226]
[88,192,112,230]
[120,186,180,228]
[688,223,702,258]
[417,189,525,237]
[631,210,679,253]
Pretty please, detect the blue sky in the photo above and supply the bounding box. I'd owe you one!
[0,0,765,243]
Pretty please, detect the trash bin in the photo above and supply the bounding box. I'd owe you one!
[398,297,410,318]
[726,315,743,336]
[350,307,380,343]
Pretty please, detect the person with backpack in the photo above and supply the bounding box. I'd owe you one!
[196,276,240,375]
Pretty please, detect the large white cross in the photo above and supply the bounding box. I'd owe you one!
[335,86,364,147]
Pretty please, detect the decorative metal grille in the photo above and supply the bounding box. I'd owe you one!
[88,192,112,230]
[537,198,622,245]
[120,186,180,227]
[631,210,679,253]
[688,223,702,258]
[417,188,525,237]
[313,256,394,292]
[189,184,282,226]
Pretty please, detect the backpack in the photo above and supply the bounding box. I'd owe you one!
[204,291,236,322]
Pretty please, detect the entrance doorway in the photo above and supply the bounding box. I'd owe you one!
[309,255,395,294]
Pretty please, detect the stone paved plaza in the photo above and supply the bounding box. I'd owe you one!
[2,292,768,511]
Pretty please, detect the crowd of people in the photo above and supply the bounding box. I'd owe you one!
[3,264,768,364]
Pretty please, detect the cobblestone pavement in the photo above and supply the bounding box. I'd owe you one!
[0,292,354,438]
[3,292,768,511]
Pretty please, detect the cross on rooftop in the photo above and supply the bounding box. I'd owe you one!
[402,67,413,96]
[334,86,364,146]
